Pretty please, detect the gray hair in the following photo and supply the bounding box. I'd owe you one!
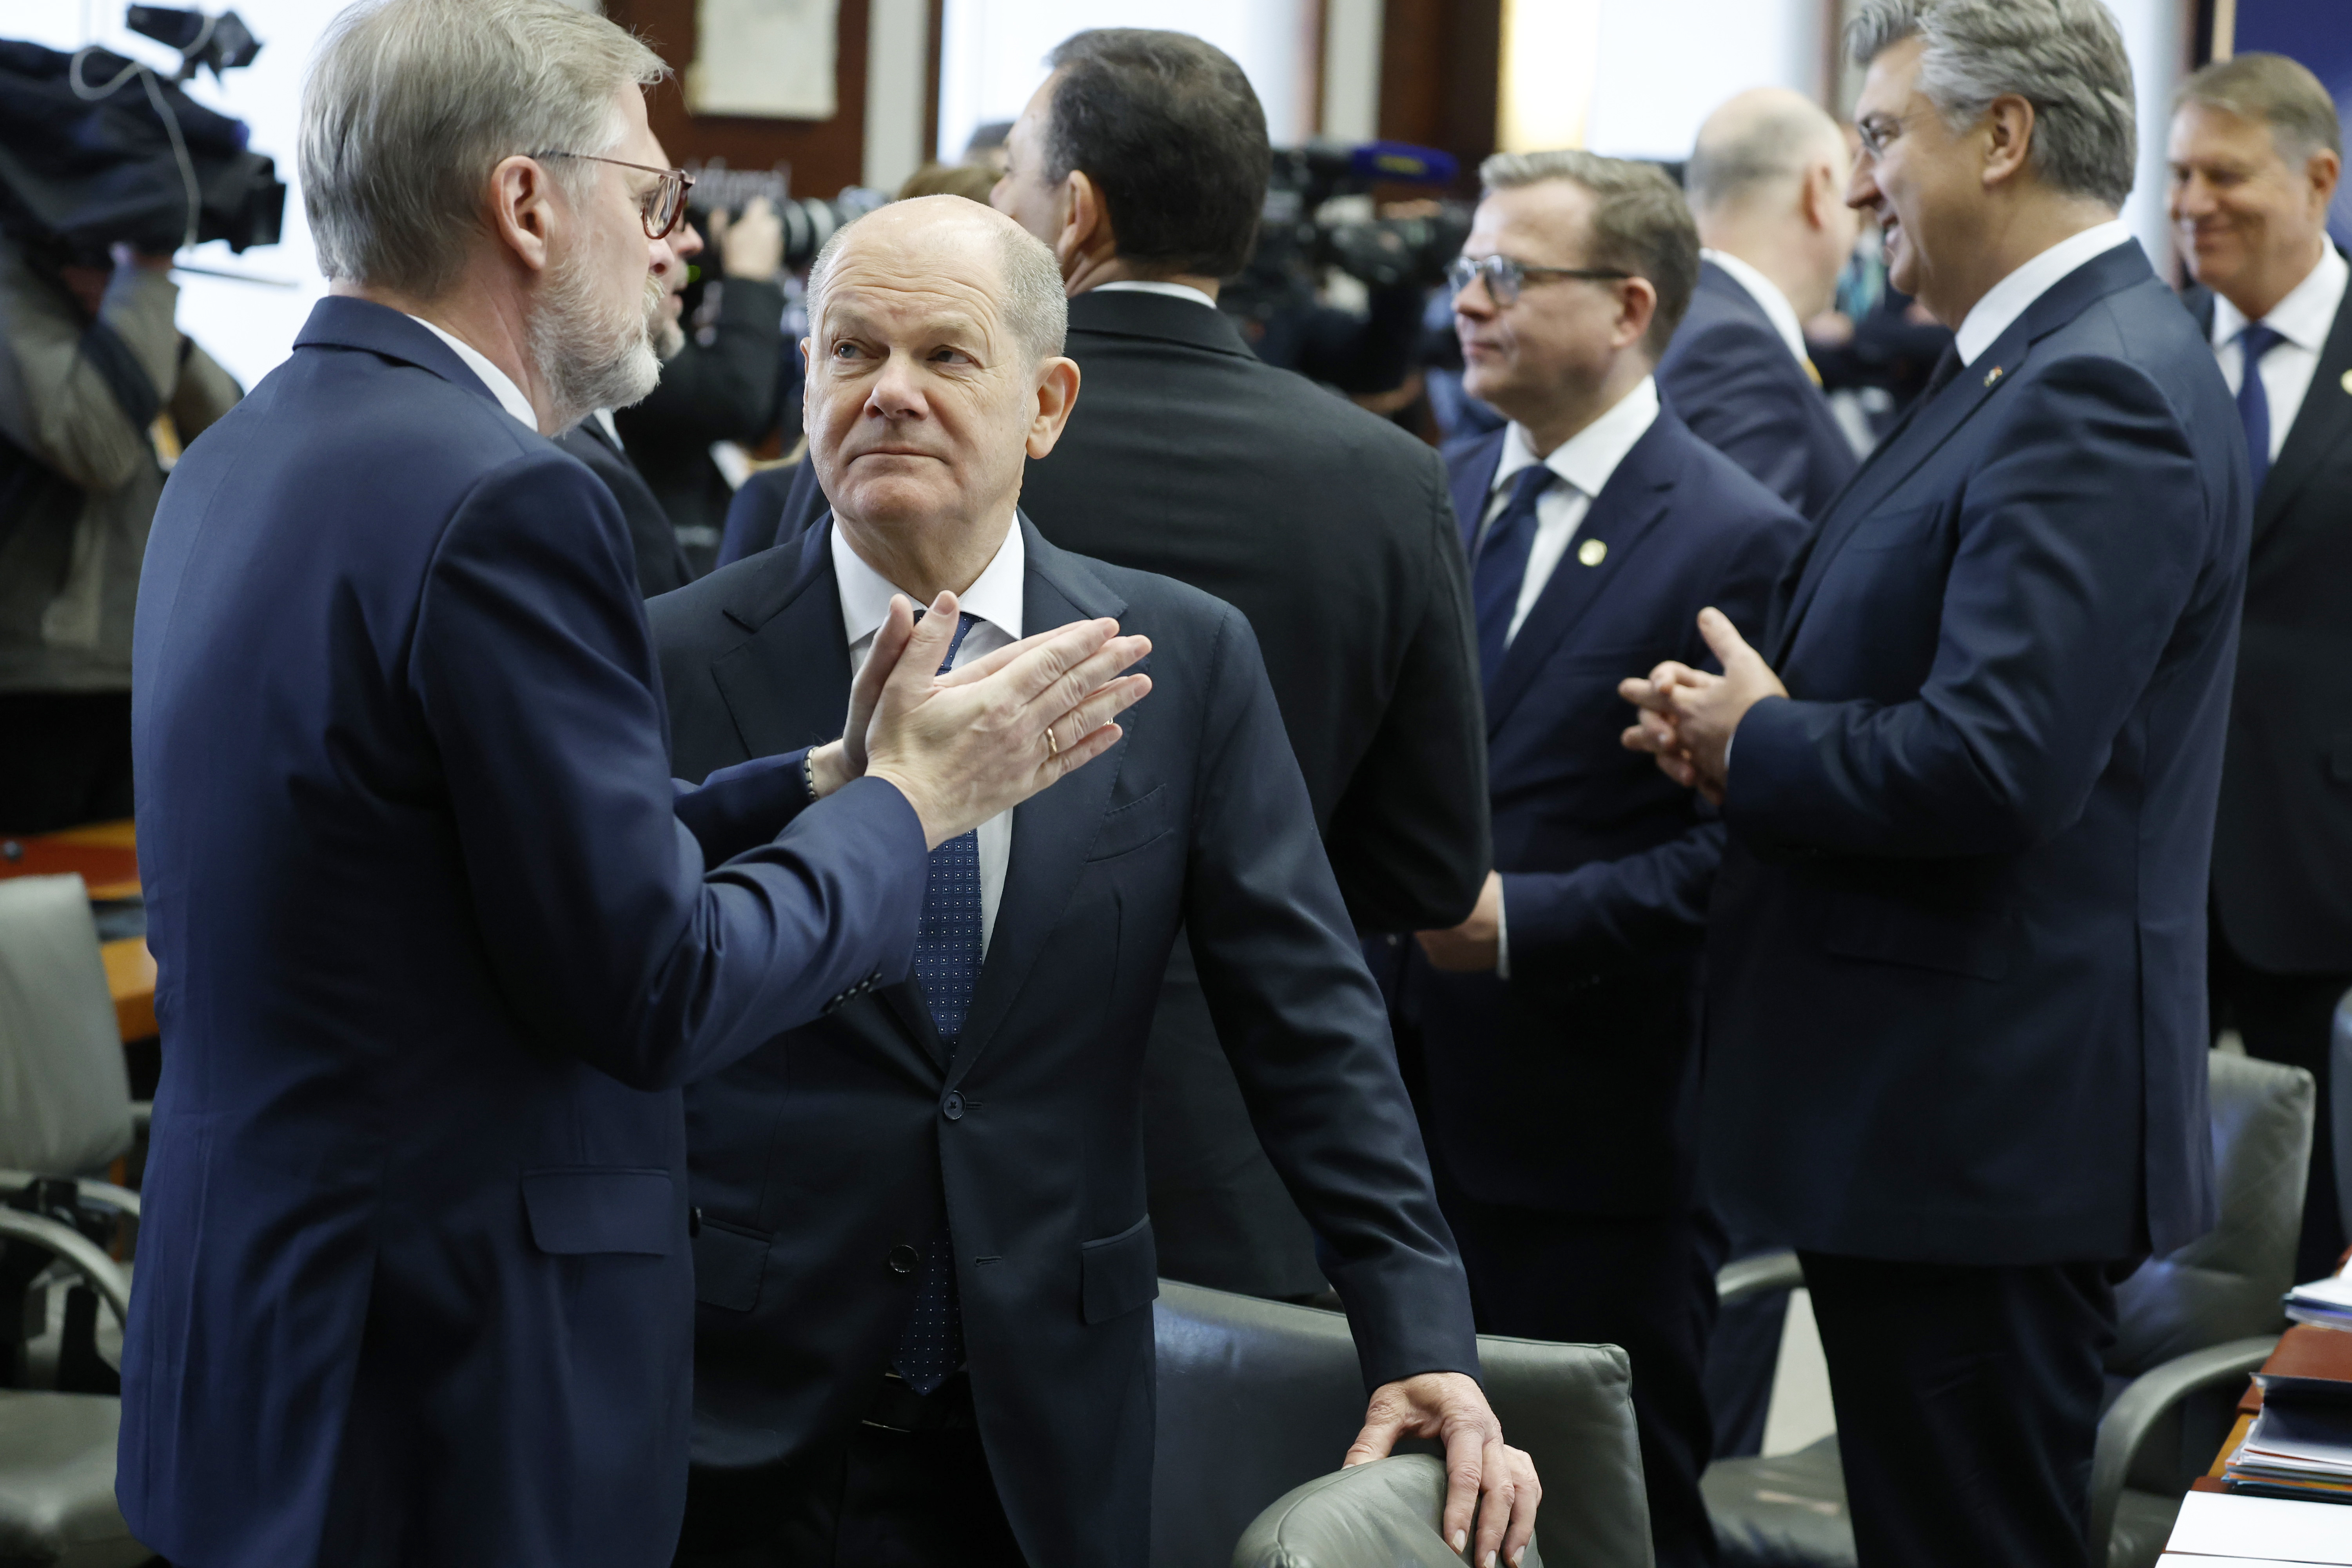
[1848,0,2137,209]
[301,0,668,297]
[1479,149,1700,358]
[804,203,1070,363]
[2176,52,2343,166]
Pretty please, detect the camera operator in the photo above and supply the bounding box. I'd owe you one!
[993,27,1488,1302]
[607,193,787,577]
[0,233,239,831]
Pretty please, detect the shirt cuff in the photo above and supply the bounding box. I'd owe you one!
[1494,880,1510,982]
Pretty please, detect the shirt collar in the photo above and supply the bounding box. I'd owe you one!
[831,514,1026,650]
[1701,249,1809,365]
[1090,279,1219,311]
[2211,242,2350,353]
[404,314,538,430]
[1953,220,2137,366]
[1494,376,1662,500]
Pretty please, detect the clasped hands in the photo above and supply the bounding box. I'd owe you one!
[804,591,1152,848]
[1616,606,1784,806]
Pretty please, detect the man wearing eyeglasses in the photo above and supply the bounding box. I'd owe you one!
[1623,3,2245,1563]
[1406,149,1806,1568]
[118,2,1148,1565]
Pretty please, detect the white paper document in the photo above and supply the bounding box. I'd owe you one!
[2166,1490,2352,1563]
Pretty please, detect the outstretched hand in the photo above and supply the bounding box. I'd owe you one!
[1619,606,1784,805]
[1347,1372,1539,1567]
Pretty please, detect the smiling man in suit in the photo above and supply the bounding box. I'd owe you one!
[1658,87,1860,519]
[2170,51,2352,1288]
[648,195,1537,1568]
[1410,151,1806,1568]
[1624,3,2246,1563]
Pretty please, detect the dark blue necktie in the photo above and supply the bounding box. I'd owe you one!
[1471,463,1557,688]
[2236,322,2285,497]
[893,610,979,1395]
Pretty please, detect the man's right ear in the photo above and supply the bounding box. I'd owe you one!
[1056,170,1113,271]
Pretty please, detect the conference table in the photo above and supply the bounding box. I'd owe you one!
[0,818,156,1042]
[2163,1318,2352,1563]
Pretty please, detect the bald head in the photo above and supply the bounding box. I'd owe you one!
[808,195,1069,363]
[1687,88,1848,218]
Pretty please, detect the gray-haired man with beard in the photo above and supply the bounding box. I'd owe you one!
[120,1,1149,1562]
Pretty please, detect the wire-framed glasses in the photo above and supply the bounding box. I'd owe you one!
[532,151,695,239]
[1445,253,1633,306]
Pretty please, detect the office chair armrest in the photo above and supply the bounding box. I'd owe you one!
[1716,1249,1804,1307]
[0,1170,141,1221]
[0,1207,132,1323]
[130,1101,152,1135]
[2087,1333,2276,1556]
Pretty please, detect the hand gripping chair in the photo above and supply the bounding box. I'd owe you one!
[1700,1049,2315,1568]
[0,873,151,1567]
[1232,1453,1546,1568]
[1153,1278,1653,1568]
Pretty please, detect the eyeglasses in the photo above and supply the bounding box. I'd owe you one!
[531,151,695,239]
[1445,252,1632,307]
[1854,110,1927,161]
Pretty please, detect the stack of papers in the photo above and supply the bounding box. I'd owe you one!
[2284,1274,2352,1333]
[2223,1399,2352,1503]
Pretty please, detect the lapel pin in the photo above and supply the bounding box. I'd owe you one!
[1983,365,2004,388]
[2340,368,2352,395]
[1577,538,1608,567]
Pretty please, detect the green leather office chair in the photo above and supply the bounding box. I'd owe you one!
[1232,1453,1547,1568]
[1701,1050,2314,1568]
[1153,1279,1652,1568]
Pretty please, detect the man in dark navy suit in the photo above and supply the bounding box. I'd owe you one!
[120,4,1145,1564]
[1408,151,1806,1568]
[1659,88,1859,519]
[2170,52,2352,1287]
[652,196,1538,1568]
[1628,4,2246,1564]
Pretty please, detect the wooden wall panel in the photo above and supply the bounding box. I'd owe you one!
[1377,0,1501,195]
[605,0,871,198]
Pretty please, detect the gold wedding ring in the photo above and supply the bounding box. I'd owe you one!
[1045,726,1060,758]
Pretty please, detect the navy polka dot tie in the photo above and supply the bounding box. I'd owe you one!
[893,611,979,1395]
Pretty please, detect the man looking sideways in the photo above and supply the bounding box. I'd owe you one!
[1626,1,2245,1563]
[122,2,1143,1563]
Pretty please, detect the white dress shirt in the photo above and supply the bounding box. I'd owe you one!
[1701,249,1810,365]
[2210,242,2350,463]
[405,315,538,430]
[832,518,1025,952]
[1953,219,2137,366]
[1089,279,1219,311]
[1478,376,1661,976]
[1479,376,1662,644]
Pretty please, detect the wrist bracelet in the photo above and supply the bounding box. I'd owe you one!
[804,751,820,801]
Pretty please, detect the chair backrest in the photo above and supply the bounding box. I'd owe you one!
[1230,1453,1547,1568]
[2109,1050,2314,1376]
[0,875,132,1175]
[2334,990,2352,1253]
[1153,1279,1652,1568]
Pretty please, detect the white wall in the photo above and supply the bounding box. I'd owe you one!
[0,0,334,393]
[936,0,1315,164]
[1583,0,1825,160]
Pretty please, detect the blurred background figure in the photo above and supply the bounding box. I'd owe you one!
[2169,51,2352,1288]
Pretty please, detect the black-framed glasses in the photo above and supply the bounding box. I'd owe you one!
[1445,252,1632,306]
[1854,110,1927,161]
[532,151,695,239]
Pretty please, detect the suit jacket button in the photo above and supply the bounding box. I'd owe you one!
[942,1090,965,1122]
[689,1207,703,1238]
[888,1243,920,1275]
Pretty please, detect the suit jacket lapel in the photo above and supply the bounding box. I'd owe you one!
[947,519,1132,1086]
[1773,242,2155,662]
[2255,275,2352,546]
[1447,432,1505,553]
[711,521,947,1077]
[1482,415,1679,736]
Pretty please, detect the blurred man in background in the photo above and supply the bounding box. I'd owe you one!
[1414,149,1807,1568]
[991,27,1490,1304]
[1661,87,1859,519]
[0,236,238,831]
[2170,51,2352,1287]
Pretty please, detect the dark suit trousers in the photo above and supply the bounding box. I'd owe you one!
[1437,1178,1721,1568]
[2210,931,2352,1283]
[1798,1252,2116,1568]
[673,1405,1026,1568]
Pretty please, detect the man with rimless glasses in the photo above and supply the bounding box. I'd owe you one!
[1399,149,1806,1568]
[119,1,1149,1564]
